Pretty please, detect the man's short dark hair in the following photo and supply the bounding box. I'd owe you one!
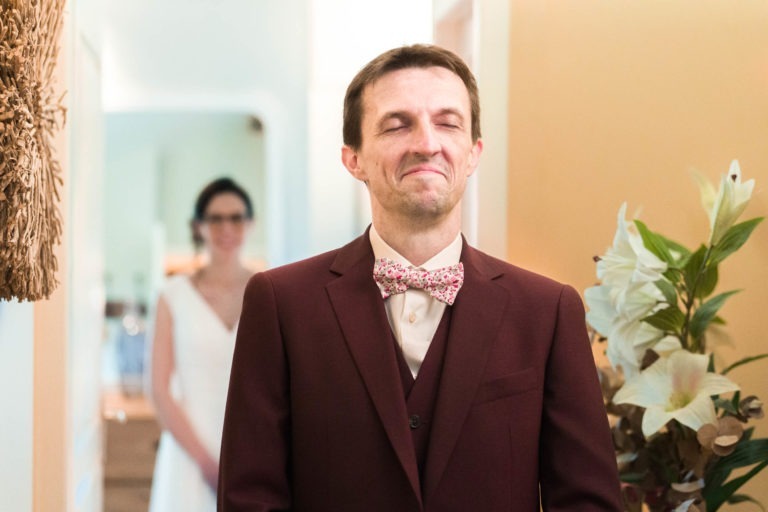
[343,44,481,150]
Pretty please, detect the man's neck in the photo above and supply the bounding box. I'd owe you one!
[372,216,461,267]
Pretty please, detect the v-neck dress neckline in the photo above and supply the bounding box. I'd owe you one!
[181,274,239,334]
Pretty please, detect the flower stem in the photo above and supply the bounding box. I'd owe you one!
[680,246,713,353]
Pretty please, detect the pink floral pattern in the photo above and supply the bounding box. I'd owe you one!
[372,257,464,305]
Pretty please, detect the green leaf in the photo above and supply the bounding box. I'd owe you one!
[634,220,675,263]
[662,267,685,287]
[619,472,646,484]
[696,263,719,299]
[706,469,729,495]
[711,316,727,325]
[659,234,692,259]
[731,390,742,409]
[690,290,740,341]
[726,494,766,511]
[643,305,685,333]
[714,398,739,415]
[654,278,679,305]
[709,217,764,265]
[705,460,768,512]
[722,354,768,375]
[707,438,768,486]
[683,245,708,293]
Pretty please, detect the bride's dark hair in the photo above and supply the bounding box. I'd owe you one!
[190,177,254,250]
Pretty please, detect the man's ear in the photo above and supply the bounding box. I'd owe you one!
[341,145,367,182]
[467,139,483,177]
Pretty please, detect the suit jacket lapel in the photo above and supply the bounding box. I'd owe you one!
[423,243,510,501]
[325,233,423,507]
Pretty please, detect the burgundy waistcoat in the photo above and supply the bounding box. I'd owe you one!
[391,309,453,486]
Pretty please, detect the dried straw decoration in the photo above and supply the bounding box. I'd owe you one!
[0,0,66,301]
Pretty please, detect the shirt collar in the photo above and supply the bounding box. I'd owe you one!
[369,224,462,271]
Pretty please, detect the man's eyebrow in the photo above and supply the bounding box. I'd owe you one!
[434,108,465,121]
[376,111,410,128]
[377,108,466,127]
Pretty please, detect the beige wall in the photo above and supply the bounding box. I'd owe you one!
[34,4,70,508]
[31,1,105,509]
[506,1,768,505]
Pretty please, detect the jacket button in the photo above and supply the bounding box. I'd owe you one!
[409,414,421,429]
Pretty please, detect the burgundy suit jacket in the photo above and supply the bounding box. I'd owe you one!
[218,233,622,511]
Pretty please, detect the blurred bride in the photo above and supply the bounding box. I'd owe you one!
[148,177,255,512]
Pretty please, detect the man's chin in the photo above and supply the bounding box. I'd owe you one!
[399,195,456,219]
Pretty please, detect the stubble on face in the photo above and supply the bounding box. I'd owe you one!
[384,153,457,223]
[352,67,481,230]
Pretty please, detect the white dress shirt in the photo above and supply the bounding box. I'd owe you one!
[370,225,463,377]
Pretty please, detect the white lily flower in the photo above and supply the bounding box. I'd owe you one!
[586,279,663,337]
[692,172,718,220]
[609,281,665,322]
[586,282,676,378]
[584,285,614,337]
[694,160,755,245]
[606,318,665,379]
[654,335,683,355]
[605,327,681,380]
[613,350,740,437]
[597,203,668,290]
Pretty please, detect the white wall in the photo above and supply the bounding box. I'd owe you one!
[306,1,434,253]
[102,0,309,265]
[104,112,266,305]
[68,1,106,505]
[434,0,510,259]
[306,0,508,256]
[0,301,33,511]
[472,0,510,259]
[102,1,459,261]
[103,140,158,303]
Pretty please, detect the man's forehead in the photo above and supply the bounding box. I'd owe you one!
[361,66,470,117]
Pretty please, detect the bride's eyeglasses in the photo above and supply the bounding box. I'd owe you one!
[201,213,250,227]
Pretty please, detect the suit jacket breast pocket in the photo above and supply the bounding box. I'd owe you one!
[473,368,538,405]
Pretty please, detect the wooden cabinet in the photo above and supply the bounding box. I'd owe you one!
[103,393,160,512]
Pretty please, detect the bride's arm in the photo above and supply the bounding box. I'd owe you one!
[149,296,219,491]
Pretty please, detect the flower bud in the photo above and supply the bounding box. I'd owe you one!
[739,395,764,420]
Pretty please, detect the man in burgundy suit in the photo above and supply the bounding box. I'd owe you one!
[219,44,622,511]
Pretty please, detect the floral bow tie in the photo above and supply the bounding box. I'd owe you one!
[372,257,464,305]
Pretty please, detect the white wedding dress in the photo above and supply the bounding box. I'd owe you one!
[149,275,237,512]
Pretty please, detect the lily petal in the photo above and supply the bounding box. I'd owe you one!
[614,366,668,408]
[613,350,739,436]
[671,392,717,432]
[597,203,667,288]
[699,372,741,396]
[641,406,675,437]
[607,319,664,378]
[654,335,682,355]
[584,285,614,337]
[710,160,755,244]
[692,170,718,225]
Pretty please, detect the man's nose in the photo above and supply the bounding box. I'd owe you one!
[411,122,441,155]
